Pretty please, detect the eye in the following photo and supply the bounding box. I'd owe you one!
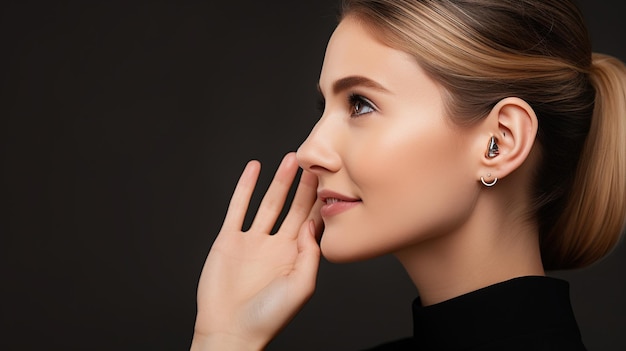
[348,94,376,117]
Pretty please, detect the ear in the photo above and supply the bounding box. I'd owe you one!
[475,97,538,183]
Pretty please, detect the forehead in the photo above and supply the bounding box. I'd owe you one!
[319,16,420,94]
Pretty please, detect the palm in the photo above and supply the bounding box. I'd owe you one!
[193,153,322,349]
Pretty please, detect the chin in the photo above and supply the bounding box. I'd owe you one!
[319,230,386,263]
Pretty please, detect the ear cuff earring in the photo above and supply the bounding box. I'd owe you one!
[486,136,499,158]
[481,174,498,187]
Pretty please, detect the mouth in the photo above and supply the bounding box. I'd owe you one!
[318,190,361,217]
[325,197,347,205]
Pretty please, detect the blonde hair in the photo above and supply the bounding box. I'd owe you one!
[341,0,626,270]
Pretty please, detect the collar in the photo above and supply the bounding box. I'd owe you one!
[412,276,582,350]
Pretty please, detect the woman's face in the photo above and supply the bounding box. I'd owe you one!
[297,17,482,262]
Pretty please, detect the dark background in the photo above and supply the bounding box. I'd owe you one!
[2,1,624,350]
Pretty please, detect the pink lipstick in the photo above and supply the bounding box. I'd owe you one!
[318,190,361,217]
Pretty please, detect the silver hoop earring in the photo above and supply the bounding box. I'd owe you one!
[486,136,499,158]
[481,176,498,187]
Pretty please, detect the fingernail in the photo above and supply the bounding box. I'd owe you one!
[308,220,315,236]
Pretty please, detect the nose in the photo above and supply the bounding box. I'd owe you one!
[297,115,342,175]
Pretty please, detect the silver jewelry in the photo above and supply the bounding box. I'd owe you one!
[486,136,499,158]
[481,176,498,187]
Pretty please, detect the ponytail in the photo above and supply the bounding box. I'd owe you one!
[542,53,626,269]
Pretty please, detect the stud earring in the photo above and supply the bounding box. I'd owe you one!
[481,173,498,187]
[486,136,499,158]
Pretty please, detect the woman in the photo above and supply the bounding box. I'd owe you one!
[191,0,626,350]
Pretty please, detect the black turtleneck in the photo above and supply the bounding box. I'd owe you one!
[365,276,586,350]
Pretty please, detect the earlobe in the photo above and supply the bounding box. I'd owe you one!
[477,97,538,184]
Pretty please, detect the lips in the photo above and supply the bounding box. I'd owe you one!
[318,190,361,217]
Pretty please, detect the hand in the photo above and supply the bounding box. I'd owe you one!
[191,153,322,351]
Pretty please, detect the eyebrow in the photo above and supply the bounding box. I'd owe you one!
[317,75,391,96]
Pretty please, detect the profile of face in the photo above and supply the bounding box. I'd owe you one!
[297,16,487,263]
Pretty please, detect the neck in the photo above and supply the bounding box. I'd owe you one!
[394,192,545,306]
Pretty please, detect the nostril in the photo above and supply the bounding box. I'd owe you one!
[309,165,329,173]
[296,123,341,174]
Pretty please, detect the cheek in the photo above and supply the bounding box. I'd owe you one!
[358,117,474,207]
[321,119,479,262]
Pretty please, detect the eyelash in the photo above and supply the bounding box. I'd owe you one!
[348,93,376,117]
[316,93,377,118]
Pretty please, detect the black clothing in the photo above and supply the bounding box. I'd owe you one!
[366,276,586,350]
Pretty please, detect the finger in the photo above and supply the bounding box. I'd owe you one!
[289,220,321,300]
[221,160,261,231]
[249,153,299,233]
[278,170,318,237]
[307,200,324,242]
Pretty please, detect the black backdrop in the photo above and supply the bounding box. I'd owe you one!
[2,1,625,350]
